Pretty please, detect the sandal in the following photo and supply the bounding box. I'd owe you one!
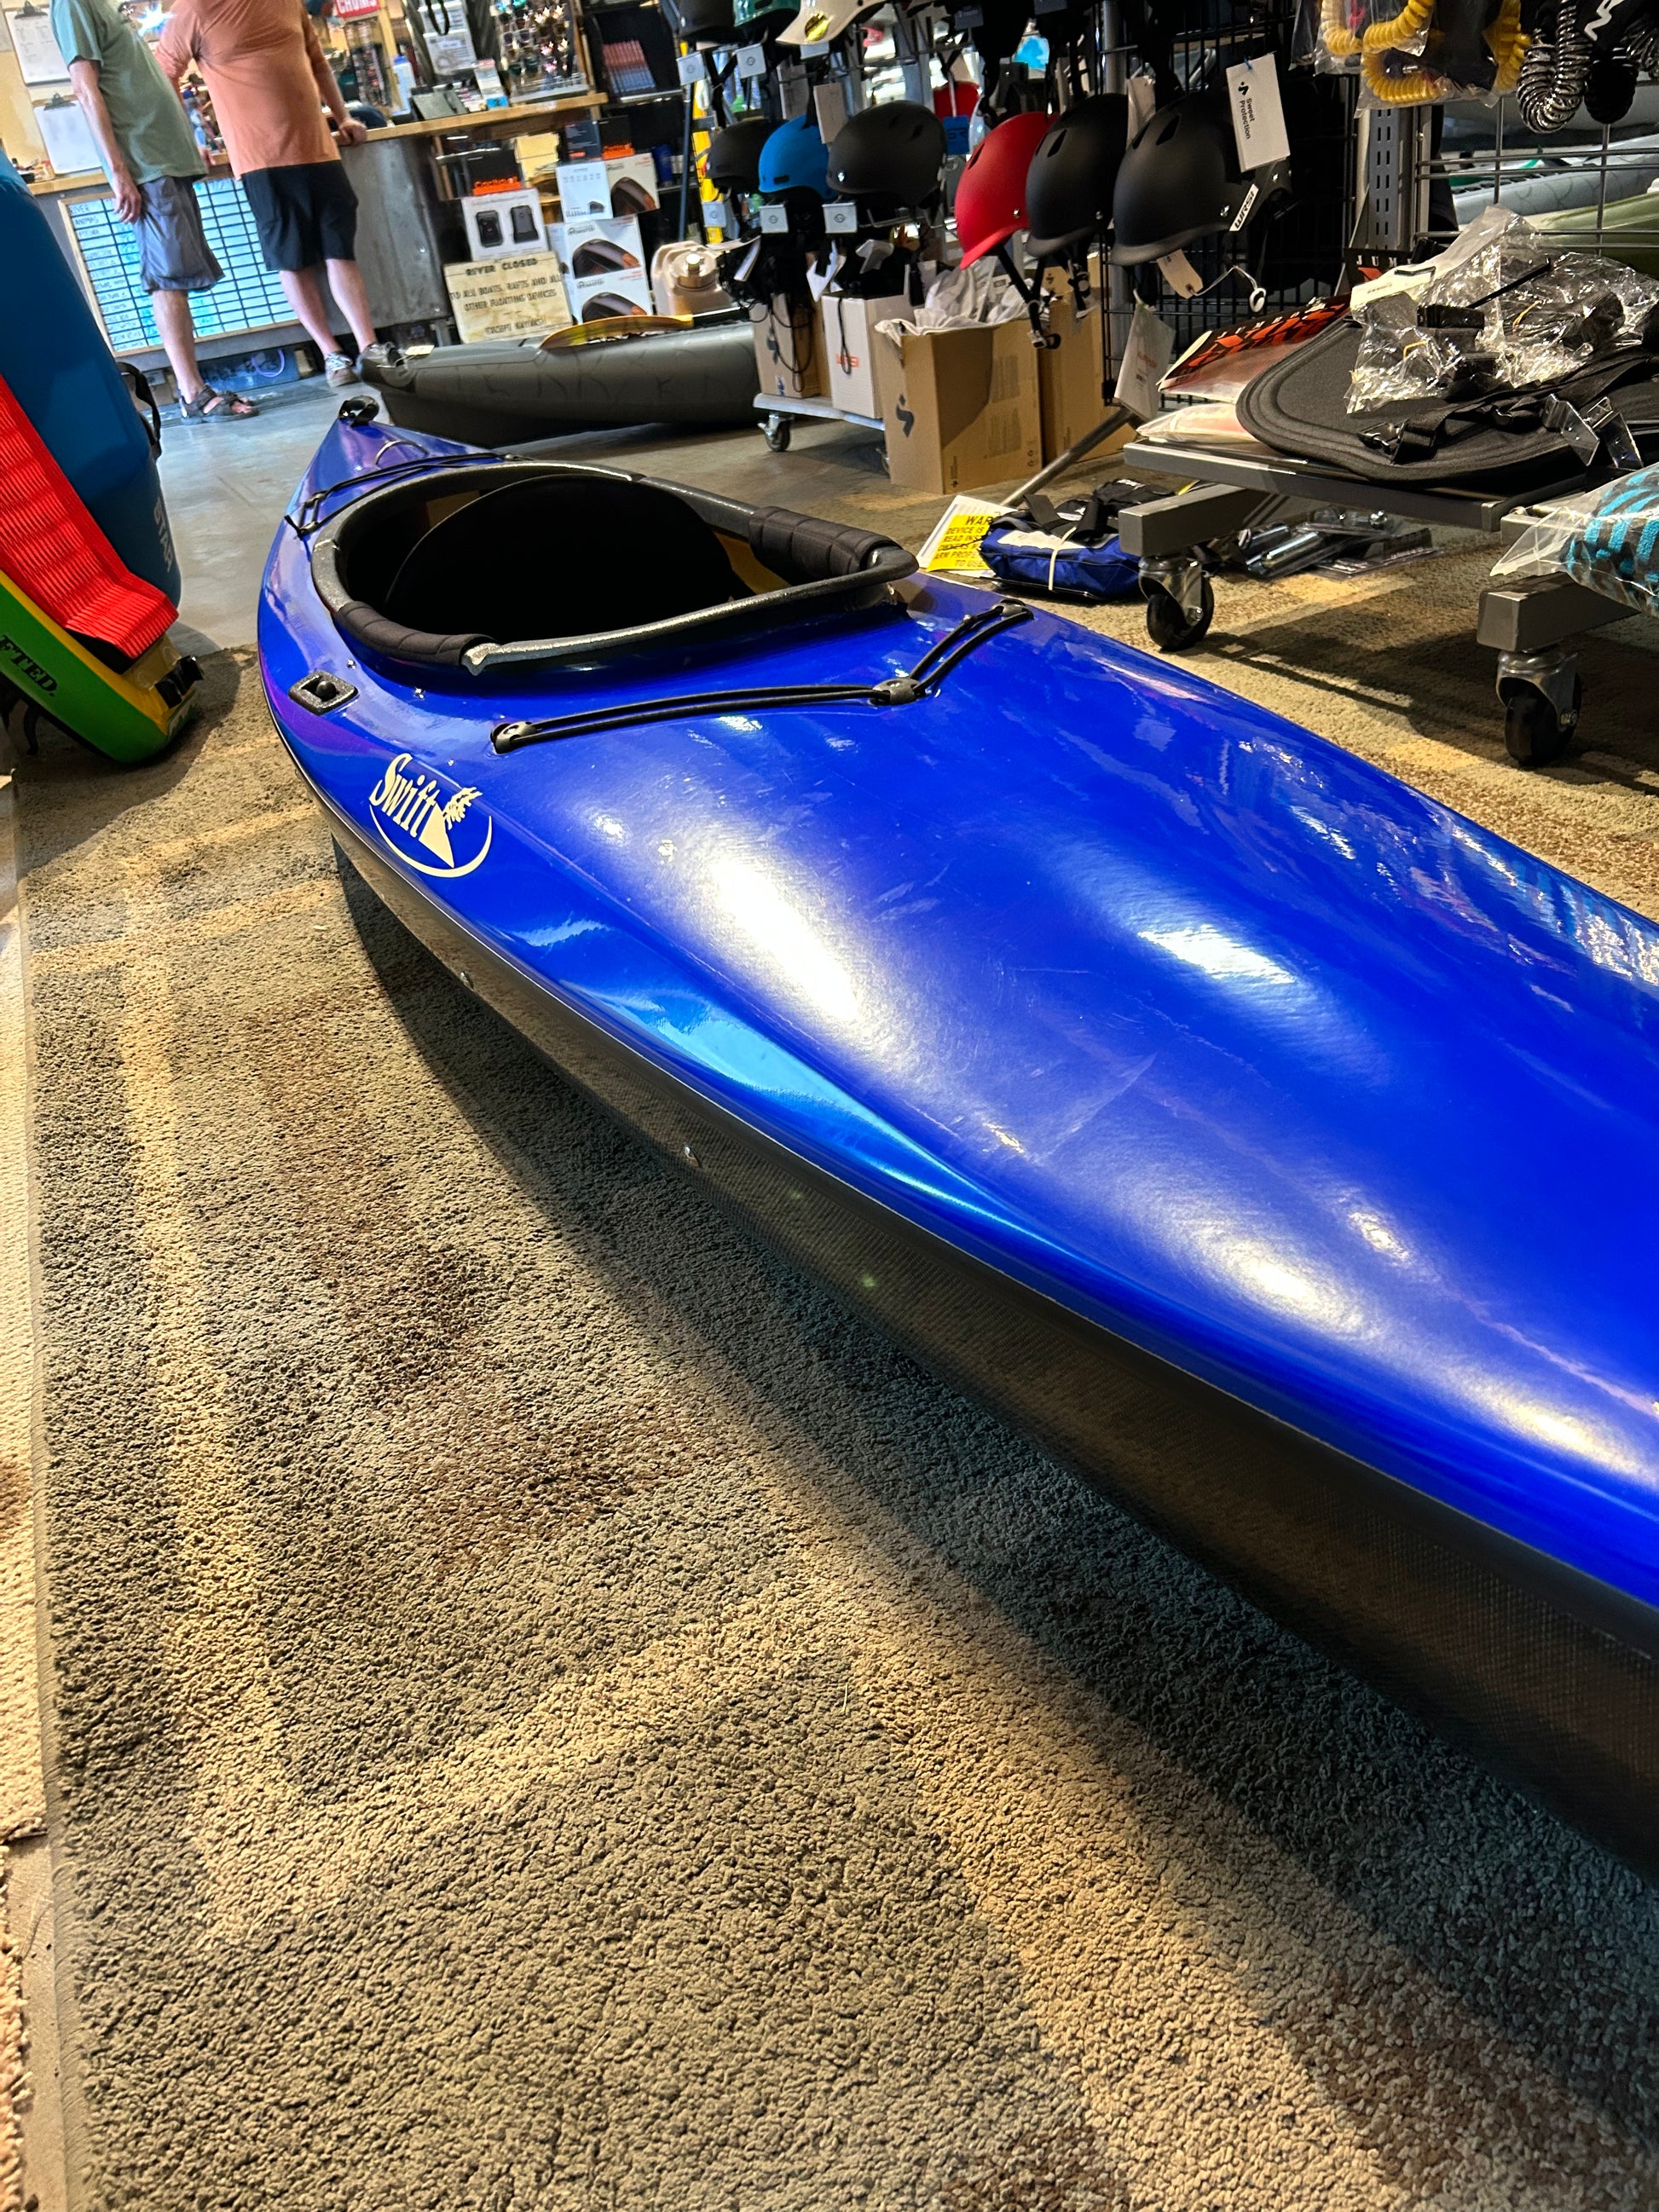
[180,387,259,420]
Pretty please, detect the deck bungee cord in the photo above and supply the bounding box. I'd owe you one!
[490,598,1033,752]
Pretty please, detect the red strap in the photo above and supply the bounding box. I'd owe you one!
[0,372,176,662]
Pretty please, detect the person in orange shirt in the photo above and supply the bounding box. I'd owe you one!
[159,0,388,388]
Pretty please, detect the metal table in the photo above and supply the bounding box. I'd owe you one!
[753,391,884,454]
[1113,436,1622,765]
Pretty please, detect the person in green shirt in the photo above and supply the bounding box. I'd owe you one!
[50,0,257,419]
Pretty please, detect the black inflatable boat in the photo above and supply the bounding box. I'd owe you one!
[362,322,761,448]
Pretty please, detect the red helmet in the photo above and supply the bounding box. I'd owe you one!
[953,109,1055,267]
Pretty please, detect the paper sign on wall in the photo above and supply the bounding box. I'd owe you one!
[1225,55,1289,171]
[7,5,67,84]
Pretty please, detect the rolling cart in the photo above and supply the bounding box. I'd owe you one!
[1114,435,1626,765]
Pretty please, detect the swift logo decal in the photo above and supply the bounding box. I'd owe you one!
[368,753,492,877]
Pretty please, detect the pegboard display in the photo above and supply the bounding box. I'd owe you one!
[68,176,293,352]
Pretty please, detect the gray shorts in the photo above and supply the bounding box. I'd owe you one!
[134,175,223,295]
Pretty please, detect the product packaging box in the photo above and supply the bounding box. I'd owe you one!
[554,158,611,217]
[873,317,1041,494]
[604,152,660,217]
[754,296,826,400]
[548,214,652,317]
[550,213,646,280]
[565,273,655,320]
[555,153,661,220]
[1038,279,1109,462]
[820,292,896,420]
[461,188,547,261]
[442,252,573,344]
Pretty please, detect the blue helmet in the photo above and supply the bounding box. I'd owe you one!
[758,113,830,199]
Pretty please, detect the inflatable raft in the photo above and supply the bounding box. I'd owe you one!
[261,413,1659,1874]
[361,321,760,448]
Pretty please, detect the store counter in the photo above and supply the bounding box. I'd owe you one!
[30,93,602,370]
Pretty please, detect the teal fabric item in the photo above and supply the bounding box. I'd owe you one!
[1562,464,1659,615]
[48,0,203,185]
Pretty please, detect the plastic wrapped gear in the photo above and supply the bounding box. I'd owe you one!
[1492,461,1659,613]
[1347,219,1659,410]
[1338,0,1528,101]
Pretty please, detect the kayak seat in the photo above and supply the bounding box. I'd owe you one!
[381,475,742,643]
[313,459,918,675]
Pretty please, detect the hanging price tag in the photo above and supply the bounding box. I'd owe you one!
[1225,55,1290,172]
[677,49,706,83]
[737,42,766,76]
[1114,299,1175,422]
[759,203,789,233]
[824,201,858,234]
[1154,248,1203,297]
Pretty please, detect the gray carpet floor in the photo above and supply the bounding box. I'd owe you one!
[11,553,1659,2208]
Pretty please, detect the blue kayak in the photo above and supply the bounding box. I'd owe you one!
[261,410,1659,1874]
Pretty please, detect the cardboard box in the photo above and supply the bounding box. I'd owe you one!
[873,317,1041,495]
[1038,282,1108,462]
[461,188,546,261]
[564,259,655,321]
[555,158,611,217]
[551,214,646,280]
[442,252,573,344]
[604,152,660,217]
[555,153,660,219]
[754,296,825,401]
[820,292,897,421]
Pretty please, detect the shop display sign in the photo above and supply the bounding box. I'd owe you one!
[442,251,573,344]
[426,23,477,72]
[332,0,382,20]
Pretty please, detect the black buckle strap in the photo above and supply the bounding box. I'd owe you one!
[1360,342,1659,467]
[491,598,1035,754]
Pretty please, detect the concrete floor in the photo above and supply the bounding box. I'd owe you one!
[158,378,979,651]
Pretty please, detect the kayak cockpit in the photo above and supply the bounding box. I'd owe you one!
[306,459,916,679]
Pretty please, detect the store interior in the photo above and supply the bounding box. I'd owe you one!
[4,0,1659,2207]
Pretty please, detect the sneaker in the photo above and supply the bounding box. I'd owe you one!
[324,351,361,389]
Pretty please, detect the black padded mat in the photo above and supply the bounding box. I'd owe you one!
[1237,316,1659,490]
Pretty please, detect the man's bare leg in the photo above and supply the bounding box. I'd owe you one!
[325,258,378,356]
[280,264,343,361]
[151,288,207,404]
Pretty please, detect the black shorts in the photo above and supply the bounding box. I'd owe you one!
[242,160,358,272]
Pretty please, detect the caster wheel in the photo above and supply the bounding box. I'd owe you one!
[1503,679,1581,767]
[1143,573,1214,652]
[764,415,792,453]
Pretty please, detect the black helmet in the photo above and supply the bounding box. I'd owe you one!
[705,116,776,194]
[828,101,947,212]
[1110,90,1285,266]
[1025,93,1130,260]
[670,0,736,43]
